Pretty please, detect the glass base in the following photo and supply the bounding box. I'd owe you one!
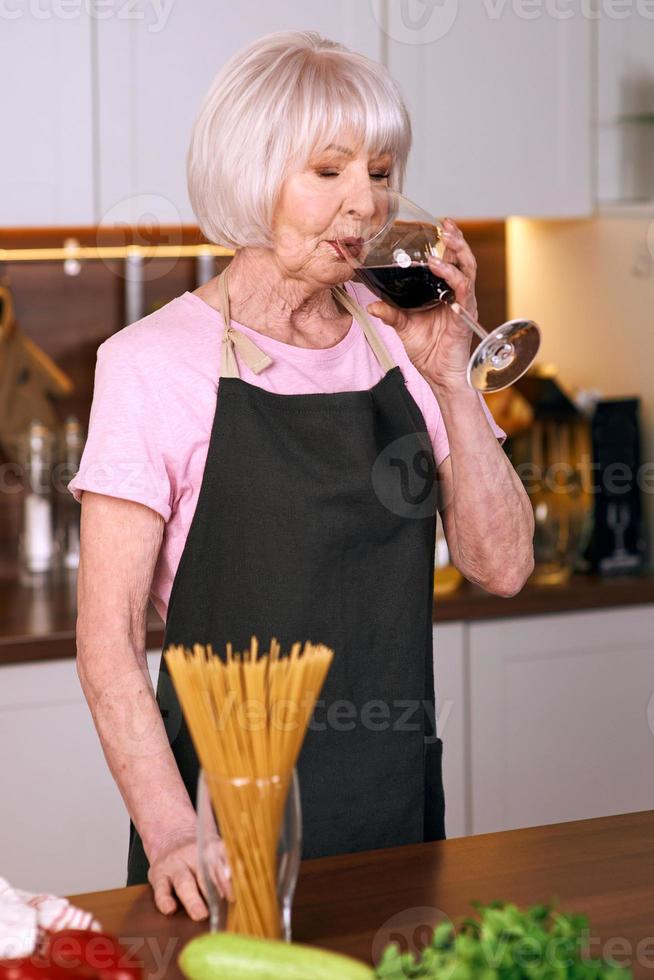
[468,319,541,392]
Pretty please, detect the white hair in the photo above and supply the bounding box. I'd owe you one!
[186,30,412,249]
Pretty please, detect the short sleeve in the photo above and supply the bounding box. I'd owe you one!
[430,390,507,467]
[67,340,173,521]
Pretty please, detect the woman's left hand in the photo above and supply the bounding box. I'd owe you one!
[365,217,478,391]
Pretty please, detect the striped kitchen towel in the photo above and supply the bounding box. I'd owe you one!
[0,877,102,959]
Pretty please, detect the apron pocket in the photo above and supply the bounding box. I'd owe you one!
[423,736,446,841]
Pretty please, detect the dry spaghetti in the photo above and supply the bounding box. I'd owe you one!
[164,637,334,938]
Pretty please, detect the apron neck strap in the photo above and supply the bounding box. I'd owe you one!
[217,266,397,379]
[218,266,273,377]
[330,283,397,375]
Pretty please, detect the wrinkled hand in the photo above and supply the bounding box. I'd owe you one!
[147,827,234,920]
[366,218,478,391]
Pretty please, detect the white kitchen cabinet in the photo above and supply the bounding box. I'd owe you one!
[383,3,593,218]
[0,650,162,896]
[0,657,126,895]
[95,0,594,224]
[2,2,598,226]
[93,0,384,226]
[467,605,654,835]
[596,11,654,207]
[0,11,95,225]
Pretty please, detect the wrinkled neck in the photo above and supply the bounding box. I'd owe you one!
[220,248,352,348]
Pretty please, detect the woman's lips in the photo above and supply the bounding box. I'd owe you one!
[327,240,362,260]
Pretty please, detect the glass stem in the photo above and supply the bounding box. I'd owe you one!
[449,301,489,342]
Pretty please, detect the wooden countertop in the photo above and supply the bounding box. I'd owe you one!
[0,571,165,666]
[433,569,654,622]
[67,809,654,979]
[2,569,654,666]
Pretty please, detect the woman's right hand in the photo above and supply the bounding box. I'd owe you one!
[147,827,234,920]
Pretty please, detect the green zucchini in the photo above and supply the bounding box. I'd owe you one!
[179,931,375,980]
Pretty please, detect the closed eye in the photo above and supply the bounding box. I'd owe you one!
[318,171,390,181]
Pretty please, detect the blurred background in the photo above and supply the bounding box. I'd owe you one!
[1,0,654,895]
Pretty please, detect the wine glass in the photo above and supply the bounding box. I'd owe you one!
[334,189,541,392]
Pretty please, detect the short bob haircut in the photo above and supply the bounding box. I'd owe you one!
[186,30,412,250]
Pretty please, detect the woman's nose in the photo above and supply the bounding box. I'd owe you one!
[343,176,377,221]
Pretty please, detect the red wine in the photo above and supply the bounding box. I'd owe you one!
[355,262,454,311]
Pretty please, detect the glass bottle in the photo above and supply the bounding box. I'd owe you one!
[57,416,85,571]
[18,420,56,582]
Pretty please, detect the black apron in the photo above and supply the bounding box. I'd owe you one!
[126,269,446,885]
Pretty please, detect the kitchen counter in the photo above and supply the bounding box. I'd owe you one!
[0,572,165,665]
[433,568,654,621]
[3,570,654,665]
[68,808,654,979]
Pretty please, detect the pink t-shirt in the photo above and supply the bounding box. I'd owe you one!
[68,280,506,621]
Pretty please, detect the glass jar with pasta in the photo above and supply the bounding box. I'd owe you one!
[197,767,302,940]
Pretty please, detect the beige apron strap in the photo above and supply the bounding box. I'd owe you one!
[218,267,273,378]
[331,283,397,374]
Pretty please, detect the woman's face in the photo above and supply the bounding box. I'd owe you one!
[270,133,393,287]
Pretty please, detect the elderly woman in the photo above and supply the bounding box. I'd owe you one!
[70,30,534,920]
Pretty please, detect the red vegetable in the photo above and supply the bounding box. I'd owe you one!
[0,929,142,980]
[0,956,74,979]
[43,929,142,980]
